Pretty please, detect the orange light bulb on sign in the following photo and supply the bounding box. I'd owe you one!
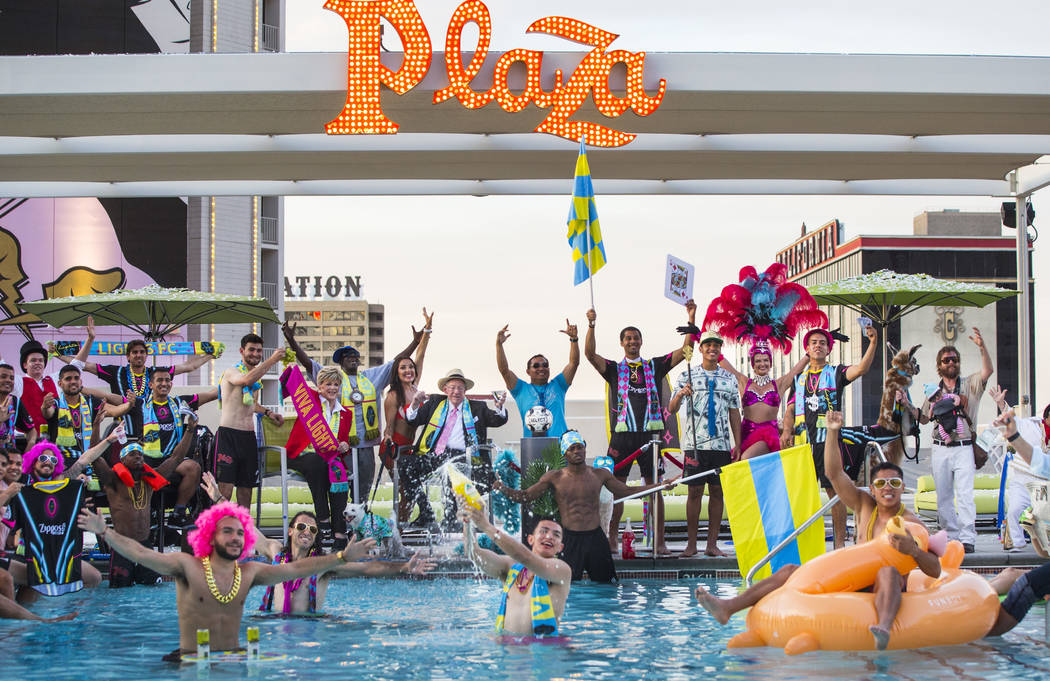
[324,0,666,147]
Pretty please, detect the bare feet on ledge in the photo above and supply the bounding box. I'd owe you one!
[694,585,731,625]
[704,546,728,557]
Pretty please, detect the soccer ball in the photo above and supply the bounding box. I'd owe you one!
[524,405,554,435]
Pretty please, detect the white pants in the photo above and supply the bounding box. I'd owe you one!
[1004,471,1031,548]
[931,442,977,545]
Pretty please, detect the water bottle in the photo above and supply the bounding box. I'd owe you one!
[621,518,636,559]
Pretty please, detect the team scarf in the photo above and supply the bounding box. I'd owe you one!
[284,365,349,493]
[55,392,92,451]
[338,369,379,445]
[495,563,559,636]
[793,364,839,444]
[112,461,169,491]
[259,552,318,614]
[417,398,477,454]
[141,396,183,458]
[219,362,262,407]
[614,359,663,433]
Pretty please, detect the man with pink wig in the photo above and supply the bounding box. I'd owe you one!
[78,499,374,660]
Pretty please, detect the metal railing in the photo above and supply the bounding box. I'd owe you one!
[261,281,279,308]
[260,216,279,244]
[745,494,841,587]
[261,23,280,52]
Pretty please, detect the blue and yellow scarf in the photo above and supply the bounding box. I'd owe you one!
[417,399,477,455]
[495,563,559,636]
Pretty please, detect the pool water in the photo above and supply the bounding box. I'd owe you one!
[6,577,1048,681]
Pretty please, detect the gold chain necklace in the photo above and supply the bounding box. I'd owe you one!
[127,479,147,509]
[202,556,241,604]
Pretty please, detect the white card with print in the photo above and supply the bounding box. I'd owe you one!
[664,254,694,305]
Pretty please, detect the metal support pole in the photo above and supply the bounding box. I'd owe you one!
[1016,194,1032,417]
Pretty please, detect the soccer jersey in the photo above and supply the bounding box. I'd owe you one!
[129,394,201,457]
[10,478,87,595]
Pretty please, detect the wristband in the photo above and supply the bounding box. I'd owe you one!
[569,338,579,343]
[1007,431,1021,442]
[588,322,595,328]
[423,328,432,334]
[337,550,347,562]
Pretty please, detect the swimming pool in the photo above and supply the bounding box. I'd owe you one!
[6,577,1048,681]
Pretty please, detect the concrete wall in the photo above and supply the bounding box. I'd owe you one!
[914,211,1000,236]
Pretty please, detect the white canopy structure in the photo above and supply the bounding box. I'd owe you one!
[0,49,1044,403]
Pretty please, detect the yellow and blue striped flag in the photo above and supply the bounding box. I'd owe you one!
[566,138,607,285]
[721,444,825,581]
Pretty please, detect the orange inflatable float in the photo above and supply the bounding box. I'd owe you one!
[727,518,1000,654]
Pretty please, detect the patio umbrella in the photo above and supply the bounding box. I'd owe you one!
[19,284,278,340]
[808,269,1018,376]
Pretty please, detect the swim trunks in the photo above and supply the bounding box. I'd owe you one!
[683,449,730,488]
[108,539,162,588]
[212,426,259,488]
[609,431,657,480]
[560,526,617,582]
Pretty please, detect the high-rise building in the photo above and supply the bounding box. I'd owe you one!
[284,300,386,370]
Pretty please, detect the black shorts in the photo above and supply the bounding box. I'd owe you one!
[683,449,730,488]
[560,526,617,582]
[108,541,162,588]
[609,431,660,480]
[212,426,259,488]
[810,442,835,489]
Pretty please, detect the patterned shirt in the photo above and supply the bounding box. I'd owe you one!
[675,366,740,451]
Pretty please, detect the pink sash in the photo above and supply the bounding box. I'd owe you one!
[282,366,349,493]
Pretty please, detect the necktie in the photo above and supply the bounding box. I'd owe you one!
[434,405,460,455]
[706,377,717,437]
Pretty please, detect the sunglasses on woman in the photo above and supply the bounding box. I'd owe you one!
[871,477,903,489]
[294,522,319,535]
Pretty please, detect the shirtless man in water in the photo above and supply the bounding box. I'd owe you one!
[458,497,571,637]
[494,430,678,582]
[695,410,941,650]
[216,334,285,508]
[77,501,370,659]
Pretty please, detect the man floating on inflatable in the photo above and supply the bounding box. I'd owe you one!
[696,410,1001,653]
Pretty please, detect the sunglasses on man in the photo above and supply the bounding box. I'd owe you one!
[294,522,319,535]
[530,362,550,369]
[940,356,960,364]
[871,477,904,489]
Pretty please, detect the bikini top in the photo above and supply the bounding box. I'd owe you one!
[742,379,781,408]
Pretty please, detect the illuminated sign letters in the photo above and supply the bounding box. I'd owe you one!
[324,0,666,147]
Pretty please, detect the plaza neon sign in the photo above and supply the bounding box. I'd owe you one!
[324,0,666,147]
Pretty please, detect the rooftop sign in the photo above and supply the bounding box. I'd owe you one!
[324,0,666,147]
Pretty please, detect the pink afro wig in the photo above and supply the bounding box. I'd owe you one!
[187,501,257,560]
[23,441,64,477]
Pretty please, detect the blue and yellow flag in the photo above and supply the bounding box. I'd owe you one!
[566,138,607,285]
[721,444,825,582]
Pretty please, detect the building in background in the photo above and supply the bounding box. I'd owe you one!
[284,295,385,370]
[0,2,288,405]
[757,211,1033,431]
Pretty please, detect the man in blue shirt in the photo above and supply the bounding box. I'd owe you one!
[495,320,580,439]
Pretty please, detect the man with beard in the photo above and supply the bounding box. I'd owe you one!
[77,500,373,660]
[42,365,131,469]
[917,331,993,554]
[0,364,37,451]
[128,371,215,528]
[215,334,284,508]
[783,325,877,549]
[495,319,580,440]
[283,313,425,504]
[92,416,197,587]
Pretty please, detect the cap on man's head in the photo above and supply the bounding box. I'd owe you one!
[560,430,586,455]
[698,329,723,346]
[803,328,834,349]
[332,345,361,364]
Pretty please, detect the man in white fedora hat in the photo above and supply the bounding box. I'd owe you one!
[405,369,508,530]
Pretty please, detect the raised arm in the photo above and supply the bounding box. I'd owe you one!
[193,387,220,407]
[172,352,216,377]
[83,387,127,407]
[845,325,878,382]
[460,500,570,586]
[281,322,314,373]
[413,307,433,381]
[560,319,580,386]
[970,327,994,382]
[78,508,190,577]
[65,425,123,479]
[597,468,678,499]
[227,348,284,387]
[776,354,810,395]
[495,325,518,390]
[49,316,99,374]
[460,516,513,580]
[252,537,376,586]
[156,416,198,479]
[493,470,554,504]
[718,356,749,391]
[822,411,866,511]
[669,300,698,367]
[392,322,423,363]
[328,551,437,579]
[583,308,607,373]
